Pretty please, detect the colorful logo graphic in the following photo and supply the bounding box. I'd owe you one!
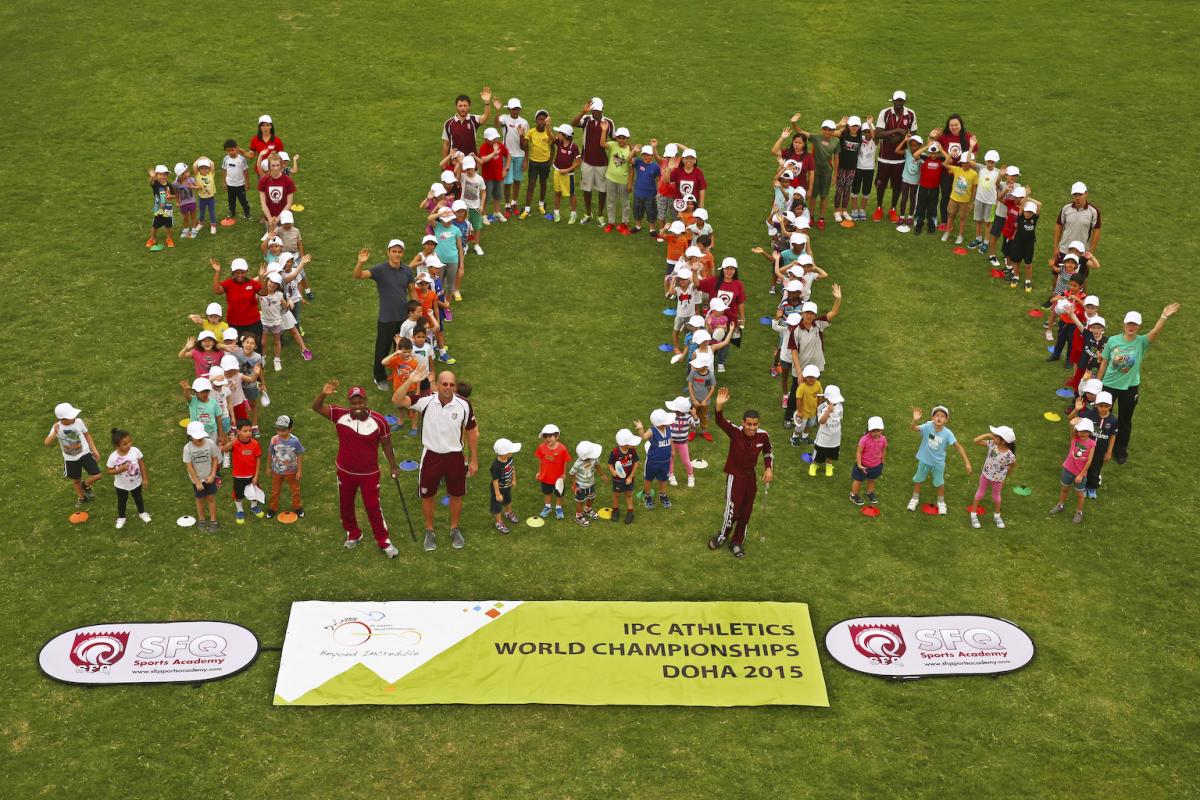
[325,612,421,647]
[462,601,507,619]
[69,631,130,672]
[849,624,906,661]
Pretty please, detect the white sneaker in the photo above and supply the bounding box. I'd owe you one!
[940,232,950,242]
[580,214,591,225]
[223,453,231,469]
[210,225,217,235]
[554,210,561,222]
[344,536,359,550]
[1044,327,1054,342]
[480,215,491,226]
[687,475,695,488]
[833,211,844,222]
[384,544,399,558]
[274,357,282,371]
[138,512,152,523]
[955,235,964,245]
[668,473,678,487]
[994,513,1006,529]
[717,364,725,373]
[115,517,126,529]
[473,244,484,256]
[907,496,919,511]
[969,512,981,529]
[937,500,947,515]
[496,214,507,223]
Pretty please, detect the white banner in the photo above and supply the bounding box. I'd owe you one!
[824,615,1034,679]
[39,621,259,685]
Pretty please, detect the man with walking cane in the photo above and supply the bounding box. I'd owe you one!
[312,379,402,558]
[707,387,773,560]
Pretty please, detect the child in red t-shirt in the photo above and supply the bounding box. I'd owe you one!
[222,419,263,523]
[479,128,511,223]
[534,424,570,520]
[912,141,945,234]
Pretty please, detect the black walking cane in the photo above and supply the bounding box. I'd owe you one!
[392,474,417,542]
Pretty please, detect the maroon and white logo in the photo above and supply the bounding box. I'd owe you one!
[268,185,284,204]
[849,623,906,661]
[69,631,129,672]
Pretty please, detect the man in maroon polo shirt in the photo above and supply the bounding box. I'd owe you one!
[872,90,918,223]
[312,379,401,558]
[441,86,498,158]
[571,97,615,224]
[707,388,773,560]
[210,256,263,344]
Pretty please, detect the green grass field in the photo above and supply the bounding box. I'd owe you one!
[3,3,1198,797]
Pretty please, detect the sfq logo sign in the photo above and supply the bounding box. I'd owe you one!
[825,615,1034,679]
[40,621,259,686]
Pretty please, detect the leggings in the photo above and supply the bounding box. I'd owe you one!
[938,171,954,223]
[1102,383,1138,459]
[197,197,217,224]
[973,475,1003,506]
[116,486,145,517]
[668,441,693,477]
[227,185,250,217]
[897,183,918,218]
[1050,320,1077,361]
[833,168,856,208]
[914,185,939,229]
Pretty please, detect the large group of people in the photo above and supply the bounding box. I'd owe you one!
[44,88,1183,560]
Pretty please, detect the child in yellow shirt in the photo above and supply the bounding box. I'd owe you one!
[791,364,823,445]
[193,156,218,235]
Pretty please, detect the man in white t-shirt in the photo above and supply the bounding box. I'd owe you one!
[499,98,528,217]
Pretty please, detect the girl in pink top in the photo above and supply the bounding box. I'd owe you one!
[1049,418,1096,524]
[849,416,888,507]
[179,332,223,377]
[970,426,1017,529]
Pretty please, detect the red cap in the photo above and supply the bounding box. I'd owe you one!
[347,386,368,400]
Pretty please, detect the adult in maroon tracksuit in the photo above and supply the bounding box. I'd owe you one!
[311,379,401,558]
[707,388,773,559]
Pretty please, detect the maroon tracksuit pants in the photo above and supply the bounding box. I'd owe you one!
[337,468,390,548]
[719,473,758,547]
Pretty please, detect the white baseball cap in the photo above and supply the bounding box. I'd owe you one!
[415,272,432,285]
[640,145,653,154]
[1095,391,1113,405]
[539,424,560,436]
[1071,181,1088,194]
[387,238,405,250]
[483,128,500,141]
[1083,378,1104,395]
[278,209,295,224]
[780,170,794,180]
[693,208,709,221]
[932,405,950,417]
[687,314,706,328]
[892,90,906,100]
[847,115,861,127]
[691,330,712,345]
[154,164,169,173]
[173,162,187,177]
[616,429,641,448]
[197,331,216,342]
[797,254,815,266]
[1124,311,1142,325]
[441,169,457,183]
[909,135,923,145]
[821,119,836,129]
[258,114,273,124]
[684,246,703,258]
[784,280,804,293]
[1005,165,1020,176]
[682,148,697,159]
[665,396,691,413]
[1089,316,1106,329]
[801,301,818,314]
[430,183,447,197]
[220,355,240,371]
[54,402,81,419]
[822,385,844,404]
[708,297,729,313]
[1023,201,1038,213]
[867,416,884,431]
[555,123,573,136]
[721,257,738,270]
[785,312,802,326]
[186,421,209,439]
[461,156,477,169]
[1068,240,1087,251]
[1075,418,1095,433]
[801,364,820,379]
[223,328,239,341]
[507,98,522,109]
[423,255,444,269]
[675,267,693,281]
[1011,186,1027,198]
[576,440,603,460]
[689,353,714,370]
[989,425,1016,444]
[959,152,972,164]
[230,258,249,272]
[789,232,807,245]
[590,97,604,111]
[786,266,805,279]
[650,409,674,428]
[1084,295,1100,307]
[668,220,686,234]
[614,127,630,138]
[279,152,290,161]
[191,377,212,392]
[984,149,1000,162]
[422,235,437,245]
[266,236,284,247]
[437,207,455,219]
[663,144,679,157]
[493,438,522,455]
[205,302,222,316]
[451,199,467,212]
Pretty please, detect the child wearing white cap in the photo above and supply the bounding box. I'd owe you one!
[907,406,972,515]
[809,385,845,477]
[1080,392,1117,499]
[598,122,633,233]
[635,410,676,510]
[490,438,521,534]
[970,427,1017,528]
[789,364,822,438]
[1003,195,1042,292]
[686,207,714,246]
[457,156,487,256]
[183,420,222,532]
[535,425,569,520]
[45,402,103,507]
[607,429,642,524]
[188,301,230,341]
[833,116,870,225]
[1049,419,1096,524]
[551,124,581,223]
[849,417,887,507]
[145,164,176,250]
[967,150,1001,251]
[192,156,218,235]
[521,109,553,219]
[941,151,978,246]
[664,397,697,488]
[688,353,717,441]
[662,219,691,273]
[568,441,602,526]
[631,142,662,234]
[221,139,254,221]
[172,162,199,239]
[986,166,1021,267]
[654,143,684,235]
[179,330,225,377]
[478,128,510,223]
[498,99,527,217]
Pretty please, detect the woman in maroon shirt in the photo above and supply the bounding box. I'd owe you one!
[932,114,977,227]
[772,127,816,199]
[697,257,747,371]
[250,114,285,176]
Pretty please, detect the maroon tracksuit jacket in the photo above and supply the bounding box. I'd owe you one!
[716,409,773,546]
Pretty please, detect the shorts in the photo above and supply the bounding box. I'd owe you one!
[218,416,231,435]
[233,475,255,500]
[946,198,971,217]
[990,215,1006,237]
[813,444,840,462]
[633,194,657,222]
[553,169,574,196]
[467,208,483,232]
[612,480,634,494]
[65,453,101,480]
[193,479,219,498]
[263,323,282,336]
[581,163,607,192]
[152,215,173,229]
[574,484,596,502]
[850,463,884,481]
[419,449,467,498]
[852,167,875,195]
[912,460,947,488]
[813,170,832,198]
[1003,238,1035,264]
[485,179,504,202]
[528,160,551,185]
[504,156,524,184]
[673,313,690,332]
[644,461,670,482]
[233,400,252,422]
[540,480,564,498]
[180,202,197,215]
[243,383,260,401]
[1061,468,1085,490]
[490,486,512,514]
[974,200,995,222]
[281,311,297,332]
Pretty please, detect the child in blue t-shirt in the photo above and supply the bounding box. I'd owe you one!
[632,143,663,236]
[907,405,972,515]
[635,410,675,510]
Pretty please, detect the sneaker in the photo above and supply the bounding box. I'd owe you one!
[443,309,453,322]
[83,483,95,500]
[888,209,899,223]
[145,238,156,248]
[554,506,565,520]
[687,475,695,488]
[604,223,614,233]
[824,464,834,478]
[295,507,305,518]
[631,225,642,233]
[1024,281,1033,293]
[866,492,878,505]
[717,364,725,373]
[994,514,1006,529]
[783,420,794,430]
[1048,503,1065,515]
[817,217,825,231]
[967,238,982,249]
[833,211,844,222]
[731,544,745,559]
[449,528,464,548]
[849,493,865,507]
[252,505,264,519]
[575,514,590,527]
[166,238,175,248]
[208,520,219,532]
[955,235,964,245]
[244,213,253,220]
[580,214,590,225]
[375,380,389,391]
[236,511,246,525]
[568,213,576,224]
[540,504,552,518]
[970,512,981,529]
[980,241,990,254]
[1086,488,1097,499]
[481,215,492,225]
[1071,510,1084,524]
[115,517,126,529]
[708,532,727,550]
[473,244,484,256]
[454,290,463,302]
[907,496,919,512]
[688,431,696,442]
[496,213,508,223]
[554,210,562,222]
[75,495,88,509]
[495,521,510,534]
[940,232,950,242]
[660,495,672,509]
[210,225,217,235]
[872,207,884,222]
[988,255,1000,267]
[301,349,313,361]
[587,508,599,519]
[790,435,801,448]
[700,431,713,442]
[138,512,152,523]
[384,544,399,558]
[1044,328,1054,342]
[407,427,419,437]
[768,285,777,295]
[437,352,456,364]
[273,357,282,372]
[644,495,655,509]
[519,209,530,220]
[668,473,678,487]
[423,530,436,551]
[936,500,947,515]
[808,463,817,477]
[611,510,620,523]
[538,202,547,215]
[305,290,314,301]
[264,509,276,520]
[624,510,634,524]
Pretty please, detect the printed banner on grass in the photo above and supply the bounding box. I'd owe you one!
[274,600,827,707]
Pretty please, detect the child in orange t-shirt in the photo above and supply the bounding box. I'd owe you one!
[663,219,691,274]
[414,273,451,357]
[382,337,420,434]
[693,233,715,280]
[534,424,570,520]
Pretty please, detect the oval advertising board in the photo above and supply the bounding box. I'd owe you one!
[825,615,1034,679]
[39,621,260,685]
